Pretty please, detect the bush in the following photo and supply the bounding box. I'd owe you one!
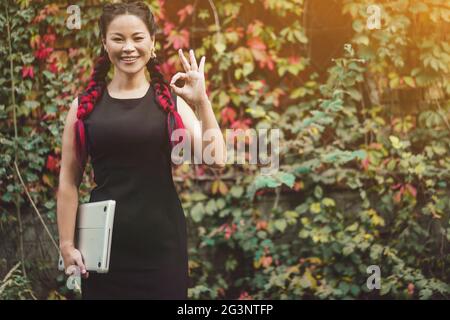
[1,0,449,299]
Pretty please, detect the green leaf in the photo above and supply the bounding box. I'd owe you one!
[389,136,403,149]
[277,172,296,188]
[380,282,391,296]
[205,199,217,215]
[338,282,350,295]
[274,219,287,232]
[322,150,367,164]
[419,288,432,300]
[230,186,244,198]
[346,222,359,232]
[322,198,336,207]
[216,198,226,210]
[403,76,415,87]
[352,20,364,33]
[214,42,226,54]
[347,88,362,101]
[389,77,399,88]
[242,62,254,77]
[190,203,205,222]
[354,34,369,46]
[350,284,361,296]
[343,244,355,256]
[314,185,323,199]
[310,202,321,214]
[189,192,208,201]
[298,229,309,238]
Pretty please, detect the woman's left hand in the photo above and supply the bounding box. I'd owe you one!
[170,49,208,109]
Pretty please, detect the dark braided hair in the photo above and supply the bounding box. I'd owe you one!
[75,1,185,169]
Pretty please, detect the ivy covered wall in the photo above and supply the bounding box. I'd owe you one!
[1,0,449,299]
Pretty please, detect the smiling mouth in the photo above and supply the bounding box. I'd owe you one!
[120,56,139,63]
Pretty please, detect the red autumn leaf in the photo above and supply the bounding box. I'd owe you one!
[22,66,34,79]
[46,155,59,172]
[33,4,59,24]
[293,181,304,191]
[195,165,205,176]
[268,87,284,107]
[230,118,252,131]
[256,220,268,230]
[224,225,232,239]
[238,291,253,300]
[42,113,56,121]
[247,37,275,70]
[288,56,301,64]
[220,107,237,126]
[391,183,402,190]
[34,43,53,60]
[155,0,166,20]
[407,283,415,296]
[246,20,263,35]
[369,143,383,150]
[223,223,237,239]
[43,33,56,46]
[255,189,266,196]
[166,29,190,50]
[160,60,177,79]
[361,156,370,171]
[247,37,266,51]
[381,158,390,167]
[68,48,79,58]
[259,52,275,70]
[48,61,59,74]
[393,186,405,203]
[219,223,227,232]
[163,22,175,36]
[393,191,402,203]
[177,4,194,24]
[405,184,417,198]
[225,27,245,41]
[47,54,61,73]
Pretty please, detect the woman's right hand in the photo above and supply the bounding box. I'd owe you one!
[61,244,89,279]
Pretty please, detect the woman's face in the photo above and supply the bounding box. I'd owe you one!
[102,14,155,75]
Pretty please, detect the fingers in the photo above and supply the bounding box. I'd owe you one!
[189,49,198,71]
[178,49,191,72]
[199,56,206,74]
[65,264,77,276]
[74,254,87,275]
[170,72,188,85]
[170,82,184,96]
[65,264,89,280]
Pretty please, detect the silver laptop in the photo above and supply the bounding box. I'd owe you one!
[58,200,116,273]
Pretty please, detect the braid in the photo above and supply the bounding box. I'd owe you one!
[74,48,111,169]
[147,57,185,150]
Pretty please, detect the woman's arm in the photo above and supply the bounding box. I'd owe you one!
[171,49,227,168]
[56,97,88,277]
[177,96,227,168]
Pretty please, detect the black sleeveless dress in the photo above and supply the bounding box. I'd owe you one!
[80,83,189,299]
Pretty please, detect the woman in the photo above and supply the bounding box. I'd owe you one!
[56,1,226,299]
